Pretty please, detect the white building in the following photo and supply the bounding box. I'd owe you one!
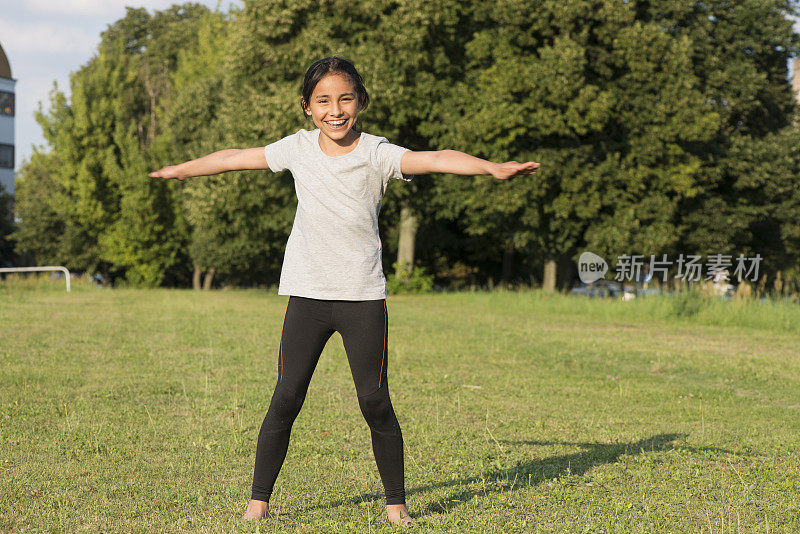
[0,42,15,197]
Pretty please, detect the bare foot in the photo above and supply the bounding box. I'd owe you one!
[243,499,269,520]
[386,503,415,526]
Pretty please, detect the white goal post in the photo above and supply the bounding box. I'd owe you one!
[0,266,72,292]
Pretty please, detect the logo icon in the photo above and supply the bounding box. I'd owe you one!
[578,252,608,283]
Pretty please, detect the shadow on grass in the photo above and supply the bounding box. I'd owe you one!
[300,432,737,516]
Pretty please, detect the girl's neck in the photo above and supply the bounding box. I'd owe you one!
[318,128,360,156]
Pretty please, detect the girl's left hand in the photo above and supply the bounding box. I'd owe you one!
[491,161,540,181]
[149,165,186,181]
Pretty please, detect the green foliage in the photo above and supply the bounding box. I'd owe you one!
[98,121,184,287]
[689,125,800,276]
[670,288,708,318]
[419,0,800,287]
[425,0,725,278]
[386,261,434,294]
[159,3,296,286]
[666,0,800,262]
[11,151,67,266]
[159,7,236,281]
[20,4,211,285]
[11,0,800,289]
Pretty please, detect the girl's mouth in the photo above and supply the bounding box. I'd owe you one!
[325,119,348,131]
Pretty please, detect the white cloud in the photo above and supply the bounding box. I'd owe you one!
[0,19,98,55]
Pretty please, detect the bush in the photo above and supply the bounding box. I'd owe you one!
[670,287,707,318]
[386,262,434,295]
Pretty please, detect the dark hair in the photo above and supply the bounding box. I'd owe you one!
[300,56,370,132]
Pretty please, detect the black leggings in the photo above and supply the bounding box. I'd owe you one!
[250,295,406,505]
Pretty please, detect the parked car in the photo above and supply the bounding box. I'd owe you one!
[571,280,636,299]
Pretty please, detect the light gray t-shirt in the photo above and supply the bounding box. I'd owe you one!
[264,128,412,300]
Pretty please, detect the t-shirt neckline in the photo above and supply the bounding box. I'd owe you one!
[314,128,365,159]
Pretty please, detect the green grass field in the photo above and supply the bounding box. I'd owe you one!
[2,277,799,532]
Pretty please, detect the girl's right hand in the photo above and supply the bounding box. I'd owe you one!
[149,165,185,181]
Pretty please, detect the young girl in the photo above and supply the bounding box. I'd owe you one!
[150,56,539,526]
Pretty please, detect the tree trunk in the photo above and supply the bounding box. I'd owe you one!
[193,265,202,290]
[396,200,418,277]
[543,258,557,292]
[202,267,216,290]
[557,254,574,291]
[501,247,514,286]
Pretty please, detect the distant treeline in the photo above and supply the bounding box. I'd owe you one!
[2,0,800,291]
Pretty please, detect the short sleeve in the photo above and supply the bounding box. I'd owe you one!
[264,132,298,173]
[375,138,413,182]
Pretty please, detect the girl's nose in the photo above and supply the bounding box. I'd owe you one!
[331,102,342,116]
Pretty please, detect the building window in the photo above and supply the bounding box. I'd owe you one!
[0,92,13,116]
[0,144,13,168]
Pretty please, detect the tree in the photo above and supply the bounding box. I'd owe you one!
[422,1,699,290]
[24,4,211,285]
[418,0,795,291]
[14,0,799,290]
[157,6,239,289]
[657,0,800,261]
[10,151,66,266]
[722,125,800,279]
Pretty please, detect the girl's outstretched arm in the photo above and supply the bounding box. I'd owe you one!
[401,150,540,181]
[149,148,269,181]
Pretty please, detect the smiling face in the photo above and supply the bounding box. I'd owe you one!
[303,72,361,143]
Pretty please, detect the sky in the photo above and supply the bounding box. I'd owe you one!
[0,0,242,170]
[0,2,797,172]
